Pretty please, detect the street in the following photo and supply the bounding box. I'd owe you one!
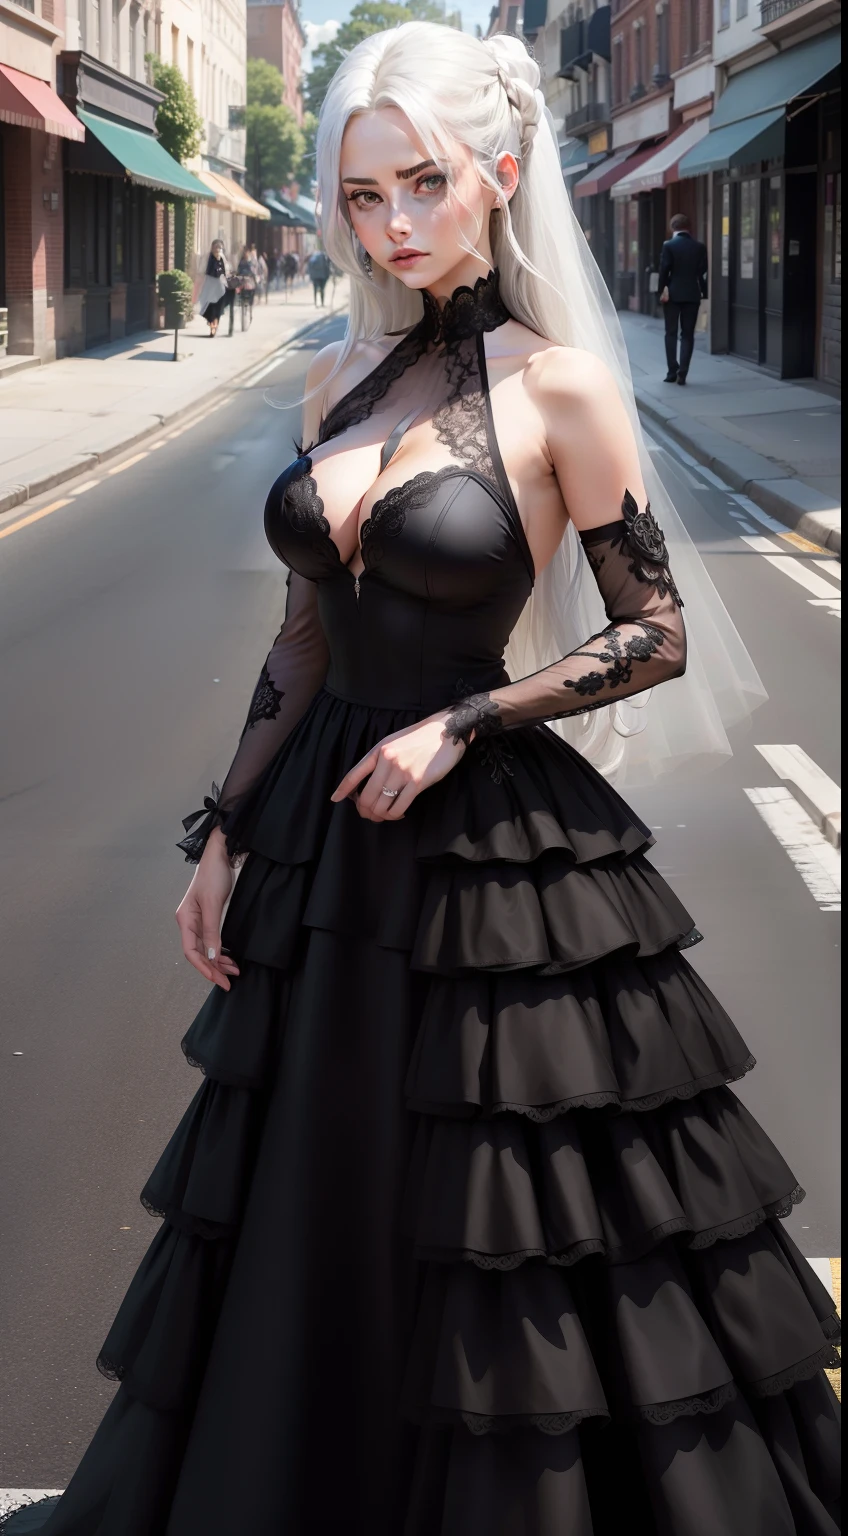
[0,315,841,1494]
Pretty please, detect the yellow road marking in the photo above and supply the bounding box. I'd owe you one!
[826,1257,841,1402]
[780,531,827,554]
[0,498,71,541]
[107,452,148,475]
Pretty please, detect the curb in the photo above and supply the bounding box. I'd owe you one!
[635,386,842,557]
[0,294,348,522]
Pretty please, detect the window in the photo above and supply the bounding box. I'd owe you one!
[187,38,195,94]
[612,36,623,105]
[111,0,120,67]
[506,5,519,32]
[718,0,730,27]
[129,3,140,77]
[655,3,669,79]
[633,20,644,90]
[736,0,748,15]
[171,23,179,67]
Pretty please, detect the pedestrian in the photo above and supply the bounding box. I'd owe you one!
[282,250,298,293]
[307,247,331,306]
[235,244,257,321]
[658,213,708,386]
[11,23,836,1536]
[196,239,230,338]
[257,251,269,303]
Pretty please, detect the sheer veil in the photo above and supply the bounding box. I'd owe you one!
[315,24,766,788]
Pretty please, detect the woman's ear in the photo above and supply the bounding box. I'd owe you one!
[495,152,520,205]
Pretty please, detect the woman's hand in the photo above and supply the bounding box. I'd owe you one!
[330,714,466,822]
[175,827,241,990]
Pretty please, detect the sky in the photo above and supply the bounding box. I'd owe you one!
[301,0,496,73]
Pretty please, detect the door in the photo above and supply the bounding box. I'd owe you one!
[764,174,783,372]
[730,176,761,362]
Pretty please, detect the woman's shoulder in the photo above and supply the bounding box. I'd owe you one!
[306,335,408,416]
[522,342,622,421]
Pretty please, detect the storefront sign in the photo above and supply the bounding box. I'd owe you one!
[588,129,609,155]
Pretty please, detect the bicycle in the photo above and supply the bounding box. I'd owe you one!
[239,283,255,332]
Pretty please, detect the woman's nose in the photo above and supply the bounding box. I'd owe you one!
[386,204,413,241]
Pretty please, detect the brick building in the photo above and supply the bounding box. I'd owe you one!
[246,0,305,125]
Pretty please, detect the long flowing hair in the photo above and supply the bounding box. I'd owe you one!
[314,24,764,785]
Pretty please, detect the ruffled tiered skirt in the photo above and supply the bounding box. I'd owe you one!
[32,691,841,1535]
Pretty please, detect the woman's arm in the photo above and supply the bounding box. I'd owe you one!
[443,348,686,739]
[175,351,334,986]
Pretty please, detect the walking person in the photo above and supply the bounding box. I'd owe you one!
[307,246,331,306]
[257,251,270,304]
[8,23,838,1536]
[235,245,257,329]
[658,213,708,385]
[196,240,230,337]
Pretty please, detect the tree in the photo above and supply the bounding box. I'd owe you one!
[246,61,305,196]
[148,57,203,164]
[305,0,453,118]
[295,111,318,188]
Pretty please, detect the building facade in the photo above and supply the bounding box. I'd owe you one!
[678,0,840,382]
[246,0,304,124]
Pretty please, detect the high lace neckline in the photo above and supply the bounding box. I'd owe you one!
[422,268,512,346]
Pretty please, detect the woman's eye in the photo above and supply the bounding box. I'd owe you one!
[347,190,381,207]
[418,174,447,195]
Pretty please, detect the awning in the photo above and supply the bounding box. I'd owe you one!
[560,138,589,175]
[76,109,214,200]
[611,119,709,197]
[263,196,302,228]
[274,193,317,231]
[678,30,841,178]
[0,63,85,142]
[678,109,785,177]
[573,141,658,198]
[574,146,634,197]
[197,170,270,219]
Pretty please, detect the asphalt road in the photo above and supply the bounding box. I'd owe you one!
[0,318,840,1489]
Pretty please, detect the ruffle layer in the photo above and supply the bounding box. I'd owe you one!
[405,949,755,1120]
[225,688,655,871]
[402,1087,807,1270]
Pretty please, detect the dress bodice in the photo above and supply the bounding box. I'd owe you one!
[263,271,534,711]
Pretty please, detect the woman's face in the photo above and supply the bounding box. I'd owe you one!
[212,242,223,258]
[340,106,515,296]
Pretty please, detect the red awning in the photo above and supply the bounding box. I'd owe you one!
[0,64,85,142]
[572,141,662,199]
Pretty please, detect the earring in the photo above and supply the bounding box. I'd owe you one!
[361,249,373,279]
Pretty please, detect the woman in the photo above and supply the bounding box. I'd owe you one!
[196,240,230,337]
[8,25,839,1536]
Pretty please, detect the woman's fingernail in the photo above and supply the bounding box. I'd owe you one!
[207,947,216,960]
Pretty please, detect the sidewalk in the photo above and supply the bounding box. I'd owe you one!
[620,312,842,556]
[0,277,350,519]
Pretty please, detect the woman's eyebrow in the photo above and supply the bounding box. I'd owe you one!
[341,160,438,186]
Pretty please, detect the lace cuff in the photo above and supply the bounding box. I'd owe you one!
[177,784,223,864]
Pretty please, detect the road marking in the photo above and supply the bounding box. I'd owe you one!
[744,787,841,910]
[782,529,828,554]
[808,597,841,619]
[755,744,841,848]
[107,452,148,476]
[814,559,841,581]
[0,1492,63,1518]
[243,352,289,386]
[67,479,100,496]
[0,498,71,541]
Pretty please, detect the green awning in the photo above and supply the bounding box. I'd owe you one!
[263,196,301,228]
[678,109,785,178]
[677,30,840,179]
[711,30,840,130]
[560,138,589,173]
[77,110,214,201]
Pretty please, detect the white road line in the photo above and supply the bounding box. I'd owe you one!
[815,559,842,582]
[741,534,787,555]
[243,352,288,386]
[762,555,842,599]
[755,744,841,848]
[0,1491,63,1518]
[67,479,100,496]
[731,496,792,535]
[744,787,841,910]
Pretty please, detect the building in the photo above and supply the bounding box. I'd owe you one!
[246,0,305,124]
[1,0,212,360]
[1,1,84,362]
[678,3,840,383]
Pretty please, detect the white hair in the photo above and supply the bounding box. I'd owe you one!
[313,24,764,785]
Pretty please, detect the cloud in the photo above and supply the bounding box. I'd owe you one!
[302,20,340,73]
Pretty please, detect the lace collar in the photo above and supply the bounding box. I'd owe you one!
[422,268,512,345]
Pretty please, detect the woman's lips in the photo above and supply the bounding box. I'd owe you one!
[390,251,426,268]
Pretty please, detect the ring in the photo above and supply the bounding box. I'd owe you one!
[381,787,400,798]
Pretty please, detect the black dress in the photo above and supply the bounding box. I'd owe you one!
[17,272,840,1536]
[200,255,229,323]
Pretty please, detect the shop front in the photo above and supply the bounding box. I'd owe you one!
[58,52,213,352]
[574,141,664,309]
[195,170,270,279]
[610,119,710,315]
[678,30,841,380]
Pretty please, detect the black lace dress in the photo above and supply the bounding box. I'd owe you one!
[17,272,840,1536]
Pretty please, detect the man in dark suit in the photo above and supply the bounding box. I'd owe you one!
[658,214,709,385]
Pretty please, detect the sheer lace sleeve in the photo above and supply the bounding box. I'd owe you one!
[445,493,686,742]
[178,571,329,861]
